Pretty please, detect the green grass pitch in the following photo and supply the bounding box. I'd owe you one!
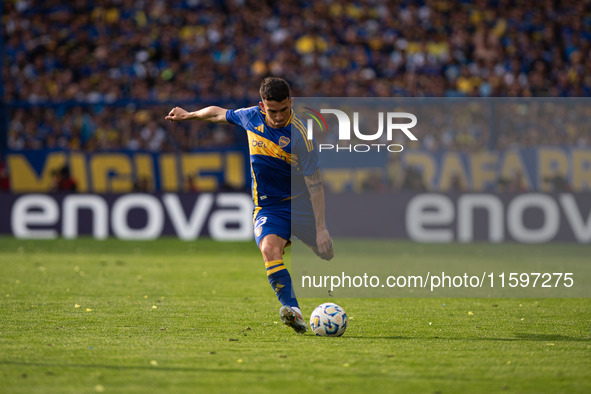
[0,238,589,393]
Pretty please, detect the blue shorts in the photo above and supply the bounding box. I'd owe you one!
[253,197,317,248]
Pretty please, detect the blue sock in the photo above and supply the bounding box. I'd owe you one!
[265,260,299,308]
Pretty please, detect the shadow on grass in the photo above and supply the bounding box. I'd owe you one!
[433,335,589,342]
[511,333,590,342]
[0,360,254,374]
[320,336,407,340]
[310,334,589,341]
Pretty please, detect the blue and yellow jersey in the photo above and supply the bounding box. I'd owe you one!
[226,106,318,208]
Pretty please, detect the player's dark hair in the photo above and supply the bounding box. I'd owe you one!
[259,77,291,102]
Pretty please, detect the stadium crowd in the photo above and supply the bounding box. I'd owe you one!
[2,0,591,153]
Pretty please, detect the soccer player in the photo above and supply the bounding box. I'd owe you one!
[165,77,334,334]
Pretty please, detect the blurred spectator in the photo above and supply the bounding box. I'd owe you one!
[386,155,404,191]
[507,170,527,192]
[0,154,9,191]
[185,174,198,193]
[401,166,428,192]
[449,172,465,192]
[51,165,77,192]
[133,176,151,192]
[543,172,571,192]
[361,170,387,192]
[140,119,166,152]
[497,170,527,193]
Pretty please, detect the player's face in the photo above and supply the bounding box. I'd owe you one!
[261,97,293,128]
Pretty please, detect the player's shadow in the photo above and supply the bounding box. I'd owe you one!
[0,360,258,374]
[430,334,586,342]
[304,334,588,341]
[305,335,407,340]
[510,333,588,342]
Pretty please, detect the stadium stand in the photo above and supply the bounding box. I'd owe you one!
[1,0,590,193]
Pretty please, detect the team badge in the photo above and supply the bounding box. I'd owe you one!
[255,225,263,237]
[279,136,290,148]
[254,216,267,238]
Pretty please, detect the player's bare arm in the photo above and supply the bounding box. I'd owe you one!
[305,169,334,261]
[165,106,228,123]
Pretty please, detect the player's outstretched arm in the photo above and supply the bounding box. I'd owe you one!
[165,106,229,123]
[305,169,334,261]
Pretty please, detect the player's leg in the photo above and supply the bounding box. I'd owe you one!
[259,235,306,334]
[291,196,334,260]
[255,209,307,334]
[259,234,301,309]
[304,241,334,261]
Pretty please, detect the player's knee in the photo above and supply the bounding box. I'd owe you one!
[259,238,284,261]
[260,244,282,261]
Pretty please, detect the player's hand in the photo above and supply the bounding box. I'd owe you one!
[316,228,334,261]
[165,107,189,122]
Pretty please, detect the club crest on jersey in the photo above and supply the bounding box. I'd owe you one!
[279,136,290,148]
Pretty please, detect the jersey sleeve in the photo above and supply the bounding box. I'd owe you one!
[225,106,258,128]
[292,124,319,176]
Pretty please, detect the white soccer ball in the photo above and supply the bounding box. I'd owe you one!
[310,302,348,337]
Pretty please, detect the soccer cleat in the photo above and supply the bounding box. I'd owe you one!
[279,306,307,334]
